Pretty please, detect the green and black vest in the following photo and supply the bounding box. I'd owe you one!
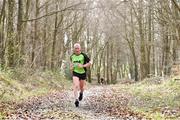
[70,53,90,74]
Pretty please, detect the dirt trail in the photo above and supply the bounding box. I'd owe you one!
[5,86,143,120]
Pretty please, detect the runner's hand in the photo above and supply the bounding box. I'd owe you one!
[77,63,84,68]
[70,63,73,70]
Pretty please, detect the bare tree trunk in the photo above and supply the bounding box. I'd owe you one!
[130,8,138,81]
[106,42,110,84]
[72,14,84,44]
[132,46,138,81]
[138,0,148,80]
[5,0,15,68]
[16,0,24,66]
[123,5,139,81]
[113,45,119,82]
[103,50,106,83]
[116,49,120,81]
[172,0,180,63]
[110,42,113,83]
[57,13,65,69]
[97,51,103,83]
[31,0,39,68]
[21,0,30,67]
[24,0,30,33]
[42,0,48,69]
[0,0,5,22]
[51,3,58,69]
[151,3,155,75]
[163,28,171,75]
[147,0,154,76]
[0,0,6,67]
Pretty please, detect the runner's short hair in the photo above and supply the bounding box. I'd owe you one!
[74,43,81,49]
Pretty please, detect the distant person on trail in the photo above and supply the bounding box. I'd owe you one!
[70,43,91,107]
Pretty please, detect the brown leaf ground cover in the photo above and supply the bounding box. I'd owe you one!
[1,70,179,120]
[1,86,149,120]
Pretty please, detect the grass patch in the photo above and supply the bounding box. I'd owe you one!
[0,112,5,120]
[114,76,180,119]
[0,68,71,103]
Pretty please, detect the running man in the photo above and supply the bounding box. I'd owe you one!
[70,43,91,107]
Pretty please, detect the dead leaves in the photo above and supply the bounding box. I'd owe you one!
[161,107,180,119]
[3,86,150,120]
[5,92,72,119]
[85,88,147,120]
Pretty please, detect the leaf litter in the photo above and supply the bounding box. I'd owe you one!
[3,86,149,120]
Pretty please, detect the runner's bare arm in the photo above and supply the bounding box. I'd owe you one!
[83,60,92,67]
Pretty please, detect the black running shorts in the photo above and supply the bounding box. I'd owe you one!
[73,71,86,80]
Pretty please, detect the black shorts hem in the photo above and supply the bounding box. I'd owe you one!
[73,71,86,80]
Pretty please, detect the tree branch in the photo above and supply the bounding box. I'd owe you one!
[21,2,86,22]
[0,0,6,22]
[171,0,180,12]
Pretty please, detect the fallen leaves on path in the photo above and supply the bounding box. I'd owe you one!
[85,87,147,120]
[4,91,83,120]
[2,86,149,120]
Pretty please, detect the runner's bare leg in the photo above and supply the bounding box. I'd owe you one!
[79,80,85,93]
[73,76,79,100]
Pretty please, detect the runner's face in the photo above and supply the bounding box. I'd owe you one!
[74,47,81,54]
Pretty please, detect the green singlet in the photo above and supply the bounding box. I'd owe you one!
[70,53,90,74]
